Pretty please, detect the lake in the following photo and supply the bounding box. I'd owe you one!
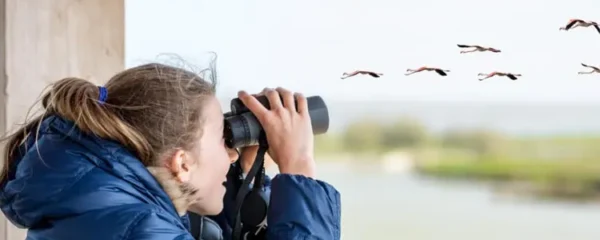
[273,161,600,240]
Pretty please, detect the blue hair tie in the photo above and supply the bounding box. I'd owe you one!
[98,86,108,104]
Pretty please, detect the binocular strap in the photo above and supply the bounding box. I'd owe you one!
[231,144,268,240]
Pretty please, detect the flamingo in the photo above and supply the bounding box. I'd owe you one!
[341,70,384,79]
[578,63,600,75]
[559,19,600,34]
[405,66,450,76]
[478,72,521,81]
[457,44,501,54]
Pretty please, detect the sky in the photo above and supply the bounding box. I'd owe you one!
[125,0,600,103]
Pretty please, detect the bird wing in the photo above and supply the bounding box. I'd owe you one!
[565,19,582,29]
[507,74,517,80]
[434,69,447,76]
[457,44,473,48]
[367,72,381,78]
[357,70,380,75]
[585,64,600,71]
[594,24,600,33]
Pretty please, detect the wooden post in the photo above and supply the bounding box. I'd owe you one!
[0,0,124,239]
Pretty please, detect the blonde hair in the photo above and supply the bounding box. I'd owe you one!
[1,63,216,215]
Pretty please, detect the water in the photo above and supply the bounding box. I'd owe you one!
[303,162,600,240]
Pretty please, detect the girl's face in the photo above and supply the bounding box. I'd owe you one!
[169,96,237,215]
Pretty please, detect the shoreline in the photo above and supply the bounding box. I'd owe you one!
[314,152,600,203]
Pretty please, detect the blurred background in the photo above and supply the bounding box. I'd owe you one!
[3,0,600,239]
[129,1,600,239]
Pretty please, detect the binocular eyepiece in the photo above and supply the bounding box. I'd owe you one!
[223,95,330,148]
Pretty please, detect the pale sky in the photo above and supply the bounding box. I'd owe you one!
[125,0,600,103]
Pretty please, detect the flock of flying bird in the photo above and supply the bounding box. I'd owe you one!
[341,18,600,81]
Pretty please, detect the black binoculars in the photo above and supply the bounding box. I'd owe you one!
[223,95,330,148]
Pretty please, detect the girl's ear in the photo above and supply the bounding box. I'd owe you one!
[167,149,192,183]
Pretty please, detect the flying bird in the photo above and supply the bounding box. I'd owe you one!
[578,63,600,75]
[457,44,501,54]
[478,72,521,81]
[559,19,600,34]
[341,70,384,79]
[405,66,450,76]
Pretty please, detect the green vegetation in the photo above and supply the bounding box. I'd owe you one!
[329,117,428,154]
[315,117,600,201]
[420,158,600,201]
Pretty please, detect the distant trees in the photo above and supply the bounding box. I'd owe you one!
[342,119,384,153]
[440,129,505,159]
[381,118,428,150]
[341,117,428,153]
[314,118,506,156]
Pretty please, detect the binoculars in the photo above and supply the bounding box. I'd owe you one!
[223,95,330,148]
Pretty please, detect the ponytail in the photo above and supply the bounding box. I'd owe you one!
[1,78,152,184]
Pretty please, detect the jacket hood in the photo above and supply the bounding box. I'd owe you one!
[0,115,182,229]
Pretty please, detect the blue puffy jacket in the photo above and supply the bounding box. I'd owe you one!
[0,115,341,239]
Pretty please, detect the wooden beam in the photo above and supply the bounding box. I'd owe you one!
[0,1,124,238]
